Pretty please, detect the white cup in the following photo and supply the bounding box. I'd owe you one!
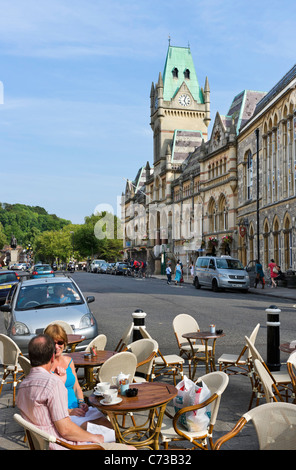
[95,382,110,393]
[103,389,118,403]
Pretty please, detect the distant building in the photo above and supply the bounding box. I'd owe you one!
[122,44,296,274]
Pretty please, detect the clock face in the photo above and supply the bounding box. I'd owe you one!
[154,97,158,110]
[179,94,191,106]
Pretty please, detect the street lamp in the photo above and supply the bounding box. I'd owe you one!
[255,128,260,262]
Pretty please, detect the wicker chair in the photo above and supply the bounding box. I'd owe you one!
[245,336,291,409]
[139,326,184,385]
[0,334,24,406]
[114,323,133,352]
[97,351,137,384]
[218,323,260,376]
[160,371,229,450]
[125,338,158,382]
[17,355,32,377]
[44,320,74,334]
[14,413,104,450]
[253,359,284,403]
[173,314,212,379]
[286,351,296,403]
[213,402,296,450]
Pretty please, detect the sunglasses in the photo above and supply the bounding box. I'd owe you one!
[54,340,65,346]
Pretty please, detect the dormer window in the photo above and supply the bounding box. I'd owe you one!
[184,69,190,79]
[172,67,178,78]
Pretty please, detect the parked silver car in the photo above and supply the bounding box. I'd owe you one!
[193,256,250,292]
[1,275,98,354]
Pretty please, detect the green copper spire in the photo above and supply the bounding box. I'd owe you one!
[162,45,203,103]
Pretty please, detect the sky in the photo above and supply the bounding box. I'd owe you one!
[0,0,296,224]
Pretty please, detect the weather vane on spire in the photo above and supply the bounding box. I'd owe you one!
[168,34,171,46]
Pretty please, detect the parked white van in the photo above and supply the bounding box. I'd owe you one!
[193,256,250,292]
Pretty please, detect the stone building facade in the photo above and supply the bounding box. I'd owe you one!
[121,45,296,275]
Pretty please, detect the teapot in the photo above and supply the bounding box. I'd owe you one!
[112,372,131,388]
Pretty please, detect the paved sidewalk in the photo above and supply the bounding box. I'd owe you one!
[1,278,295,451]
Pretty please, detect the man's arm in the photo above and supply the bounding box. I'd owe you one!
[54,416,104,445]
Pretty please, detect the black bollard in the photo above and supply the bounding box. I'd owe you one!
[132,309,146,342]
[265,305,281,371]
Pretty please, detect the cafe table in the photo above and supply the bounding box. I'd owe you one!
[89,382,177,450]
[182,331,225,377]
[279,342,296,354]
[66,334,85,352]
[66,350,116,389]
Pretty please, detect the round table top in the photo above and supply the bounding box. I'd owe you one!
[66,350,116,366]
[182,330,225,340]
[89,382,177,412]
[67,334,85,345]
[279,342,296,354]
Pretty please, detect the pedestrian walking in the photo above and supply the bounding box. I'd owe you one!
[268,258,279,288]
[174,261,182,286]
[166,265,171,284]
[254,259,265,289]
[189,263,194,278]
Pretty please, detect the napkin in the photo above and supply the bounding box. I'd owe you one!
[87,422,115,443]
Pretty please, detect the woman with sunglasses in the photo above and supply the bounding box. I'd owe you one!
[44,324,111,429]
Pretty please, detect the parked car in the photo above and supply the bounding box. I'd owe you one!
[90,259,106,273]
[0,276,98,354]
[106,263,115,274]
[31,264,55,278]
[0,270,20,304]
[98,262,109,274]
[113,262,129,275]
[193,256,250,292]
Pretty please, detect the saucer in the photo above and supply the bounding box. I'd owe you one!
[100,397,122,405]
[93,391,103,396]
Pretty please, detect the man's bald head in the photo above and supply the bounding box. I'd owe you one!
[28,334,55,367]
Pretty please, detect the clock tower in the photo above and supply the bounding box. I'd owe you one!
[150,45,210,166]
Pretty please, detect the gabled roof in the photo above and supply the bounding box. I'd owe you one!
[162,46,203,103]
[226,90,266,133]
[171,130,203,163]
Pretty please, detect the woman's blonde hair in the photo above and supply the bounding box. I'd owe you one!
[44,323,68,347]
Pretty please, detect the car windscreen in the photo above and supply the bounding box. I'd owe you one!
[216,259,244,270]
[35,265,52,271]
[0,273,17,284]
[15,282,83,310]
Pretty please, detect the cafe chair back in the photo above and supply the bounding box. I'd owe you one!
[17,355,32,377]
[139,326,184,385]
[213,402,296,450]
[160,371,229,450]
[173,314,212,379]
[287,351,296,403]
[245,336,291,409]
[0,334,24,407]
[114,323,133,352]
[218,323,260,376]
[13,413,104,450]
[86,334,107,352]
[253,359,283,403]
[97,351,137,384]
[125,338,158,382]
[44,320,74,334]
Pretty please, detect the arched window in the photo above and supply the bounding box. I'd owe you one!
[208,198,216,233]
[247,150,253,200]
[273,218,280,265]
[172,67,178,78]
[283,214,292,269]
[184,69,190,79]
[218,195,228,231]
[263,220,269,267]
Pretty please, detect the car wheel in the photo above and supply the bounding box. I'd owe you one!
[212,279,219,292]
[194,277,201,289]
